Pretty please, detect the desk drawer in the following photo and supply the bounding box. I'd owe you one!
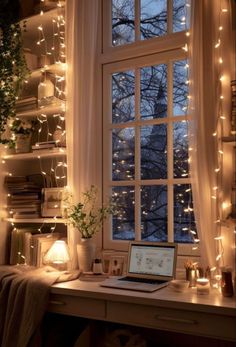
[107,302,236,341]
[48,294,106,319]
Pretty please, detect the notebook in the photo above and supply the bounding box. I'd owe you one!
[100,241,178,292]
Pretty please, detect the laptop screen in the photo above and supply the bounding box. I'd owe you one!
[127,242,177,279]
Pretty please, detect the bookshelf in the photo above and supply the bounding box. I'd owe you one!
[0,3,68,266]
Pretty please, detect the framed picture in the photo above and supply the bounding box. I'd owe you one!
[108,256,126,276]
[102,251,128,275]
[41,187,64,217]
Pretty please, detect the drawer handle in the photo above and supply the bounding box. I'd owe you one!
[49,300,66,306]
[155,315,198,325]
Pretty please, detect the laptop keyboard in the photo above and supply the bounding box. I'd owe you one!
[118,276,166,285]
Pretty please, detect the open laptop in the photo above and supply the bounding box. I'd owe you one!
[100,241,178,292]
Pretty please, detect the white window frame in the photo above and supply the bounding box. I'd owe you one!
[101,0,200,258]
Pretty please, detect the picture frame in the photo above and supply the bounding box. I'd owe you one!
[102,251,128,275]
[108,256,126,276]
[41,187,64,217]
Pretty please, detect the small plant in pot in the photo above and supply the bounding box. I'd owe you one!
[10,118,37,153]
[67,185,114,271]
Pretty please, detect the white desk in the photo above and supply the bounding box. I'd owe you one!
[49,280,236,342]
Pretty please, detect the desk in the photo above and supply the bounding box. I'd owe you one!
[48,280,236,343]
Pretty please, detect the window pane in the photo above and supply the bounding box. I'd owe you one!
[112,128,135,180]
[140,0,167,40]
[173,60,188,116]
[140,64,167,119]
[141,125,167,179]
[112,186,135,240]
[141,185,167,241]
[173,121,189,178]
[112,0,135,46]
[173,0,190,33]
[112,71,135,124]
[174,184,196,243]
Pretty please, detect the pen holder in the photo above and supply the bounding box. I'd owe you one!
[186,268,197,287]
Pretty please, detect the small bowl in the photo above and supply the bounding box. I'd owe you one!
[169,280,190,292]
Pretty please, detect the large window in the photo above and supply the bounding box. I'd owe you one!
[102,0,196,251]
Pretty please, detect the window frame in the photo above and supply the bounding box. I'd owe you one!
[101,0,200,258]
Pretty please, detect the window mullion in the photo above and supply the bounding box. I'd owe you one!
[135,67,141,239]
[135,0,140,42]
[167,0,173,35]
[168,61,174,242]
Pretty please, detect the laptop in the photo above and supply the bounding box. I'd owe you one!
[100,241,178,292]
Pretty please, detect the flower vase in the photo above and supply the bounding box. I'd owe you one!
[77,238,96,272]
[15,134,32,153]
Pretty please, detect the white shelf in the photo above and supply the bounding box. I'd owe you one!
[3,148,67,160]
[16,102,65,118]
[6,217,68,224]
[30,63,66,79]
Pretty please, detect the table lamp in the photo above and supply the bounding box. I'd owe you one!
[44,240,70,270]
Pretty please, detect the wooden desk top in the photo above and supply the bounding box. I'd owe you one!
[51,279,236,317]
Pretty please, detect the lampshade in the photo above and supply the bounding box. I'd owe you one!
[44,240,70,265]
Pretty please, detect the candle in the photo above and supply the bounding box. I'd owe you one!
[196,278,210,295]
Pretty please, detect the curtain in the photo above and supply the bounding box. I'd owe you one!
[66,0,100,268]
[189,0,234,268]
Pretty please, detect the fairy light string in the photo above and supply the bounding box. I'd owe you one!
[211,1,230,270]
[0,0,67,266]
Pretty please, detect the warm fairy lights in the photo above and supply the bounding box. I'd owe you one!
[211,1,230,270]
[0,1,67,265]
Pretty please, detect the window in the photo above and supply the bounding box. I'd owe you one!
[102,0,196,252]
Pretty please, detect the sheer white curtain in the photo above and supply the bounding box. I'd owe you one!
[66,0,100,268]
[189,0,234,268]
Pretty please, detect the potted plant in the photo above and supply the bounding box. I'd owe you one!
[67,185,114,271]
[10,118,37,153]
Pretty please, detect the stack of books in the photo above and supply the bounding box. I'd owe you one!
[32,141,57,151]
[10,228,62,266]
[16,96,38,113]
[5,176,42,219]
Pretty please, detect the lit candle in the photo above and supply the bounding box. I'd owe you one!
[196,278,210,295]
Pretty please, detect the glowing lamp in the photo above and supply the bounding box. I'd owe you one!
[44,240,70,269]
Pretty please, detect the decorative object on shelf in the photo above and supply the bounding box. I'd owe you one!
[44,239,70,270]
[196,278,210,295]
[9,118,37,153]
[41,187,64,217]
[221,266,234,297]
[53,129,66,147]
[38,74,55,107]
[0,0,29,147]
[67,185,114,271]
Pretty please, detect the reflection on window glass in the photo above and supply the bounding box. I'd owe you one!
[141,185,167,241]
[173,0,190,33]
[112,70,135,123]
[140,64,167,119]
[173,121,189,178]
[112,128,135,180]
[112,0,135,46]
[112,186,135,240]
[173,60,188,116]
[141,125,167,179]
[140,0,167,39]
[174,184,196,243]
